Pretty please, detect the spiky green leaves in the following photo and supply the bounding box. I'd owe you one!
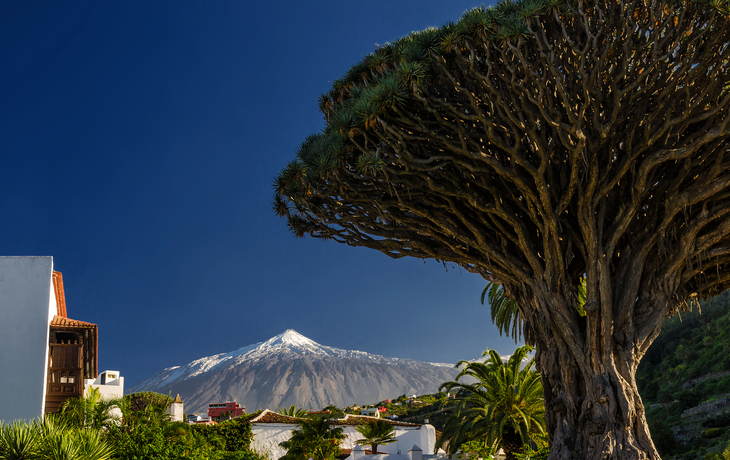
[437,346,545,457]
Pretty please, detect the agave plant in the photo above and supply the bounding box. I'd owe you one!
[0,419,40,460]
[0,416,114,460]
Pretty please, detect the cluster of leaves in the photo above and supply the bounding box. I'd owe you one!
[354,420,396,454]
[0,416,114,460]
[436,346,545,460]
[278,417,345,460]
[275,0,579,219]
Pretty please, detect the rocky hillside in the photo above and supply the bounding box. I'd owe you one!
[131,330,461,413]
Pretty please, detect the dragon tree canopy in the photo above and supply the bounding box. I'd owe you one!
[275,1,730,457]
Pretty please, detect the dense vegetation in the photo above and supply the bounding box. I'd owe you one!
[26,391,266,460]
[636,292,730,460]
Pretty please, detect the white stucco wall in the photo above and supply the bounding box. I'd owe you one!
[343,425,435,455]
[251,423,436,460]
[252,424,298,460]
[0,256,55,421]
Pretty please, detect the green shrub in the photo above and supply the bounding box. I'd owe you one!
[703,428,725,439]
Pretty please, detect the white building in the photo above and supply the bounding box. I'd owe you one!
[360,407,381,418]
[85,370,125,400]
[0,256,106,421]
[248,410,436,460]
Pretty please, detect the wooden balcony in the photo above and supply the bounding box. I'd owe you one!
[45,343,84,413]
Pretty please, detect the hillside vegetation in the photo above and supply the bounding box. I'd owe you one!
[638,292,730,459]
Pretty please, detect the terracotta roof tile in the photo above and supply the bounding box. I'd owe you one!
[52,271,67,318]
[249,410,306,424]
[50,315,98,328]
[248,410,420,427]
[330,415,420,427]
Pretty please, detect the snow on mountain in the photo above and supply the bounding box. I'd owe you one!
[131,329,462,412]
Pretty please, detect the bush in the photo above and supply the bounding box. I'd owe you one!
[703,412,730,429]
[703,428,726,439]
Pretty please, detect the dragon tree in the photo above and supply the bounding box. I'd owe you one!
[273,1,730,458]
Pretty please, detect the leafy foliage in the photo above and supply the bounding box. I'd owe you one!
[0,416,115,460]
[279,417,345,460]
[59,387,122,430]
[276,405,310,418]
[437,346,545,460]
[636,293,730,458]
[354,420,396,454]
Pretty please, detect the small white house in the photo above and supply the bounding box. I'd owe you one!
[360,407,381,418]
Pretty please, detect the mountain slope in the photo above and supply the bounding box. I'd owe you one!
[131,330,461,413]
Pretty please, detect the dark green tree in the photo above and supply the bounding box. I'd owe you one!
[279,417,345,460]
[354,420,397,454]
[436,346,545,460]
[274,0,730,458]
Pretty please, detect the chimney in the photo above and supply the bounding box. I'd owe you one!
[353,445,365,460]
[409,445,422,460]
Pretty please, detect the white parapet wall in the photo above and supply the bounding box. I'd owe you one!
[0,256,55,421]
[85,370,125,400]
[249,412,436,460]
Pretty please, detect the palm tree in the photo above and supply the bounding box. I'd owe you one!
[482,277,586,343]
[436,346,545,460]
[279,417,346,460]
[59,387,122,429]
[276,405,311,418]
[355,420,396,454]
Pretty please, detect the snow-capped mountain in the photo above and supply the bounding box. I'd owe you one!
[131,329,461,413]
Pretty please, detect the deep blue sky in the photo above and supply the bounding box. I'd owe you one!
[1,0,519,389]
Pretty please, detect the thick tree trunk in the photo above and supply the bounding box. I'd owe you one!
[533,320,659,460]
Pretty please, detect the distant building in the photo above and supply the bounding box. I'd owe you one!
[208,401,245,419]
[169,394,184,422]
[360,407,380,418]
[0,257,103,420]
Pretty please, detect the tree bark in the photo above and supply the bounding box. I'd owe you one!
[520,285,663,460]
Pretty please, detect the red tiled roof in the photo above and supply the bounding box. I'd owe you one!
[249,410,306,424]
[330,415,420,427]
[248,410,420,427]
[52,271,67,317]
[50,315,98,328]
[339,449,374,458]
[49,315,98,378]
